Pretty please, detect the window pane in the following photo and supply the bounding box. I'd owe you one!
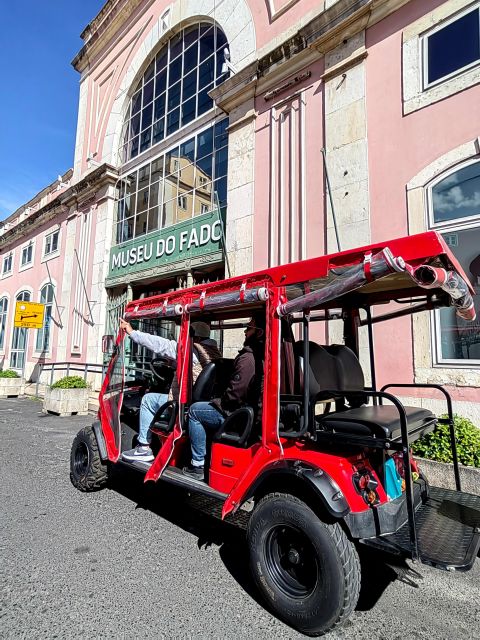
[432,162,480,223]
[141,104,153,131]
[154,93,166,121]
[148,207,160,233]
[169,57,182,86]
[180,137,195,163]
[149,182,159,208]
[153,118,165,144]
[199,56,215,89]
[437,227,480,361]
[183,24,199,51]
[427,9,480,84]
[143,79,154,106]
[182,69,197,102]
[199,29,215,62]
[140,128,152,153]
[131,90,142,115]
[130,136,139,158]
[138,166,150,190]
[170,32,183,61]
[130,113,141,137]
[167,108,180,135]
[156,50,168,72]
[167,81,181,111]
[163,199,177,227]
[151,157,164,183]
[144,60,155,83]
[197,84,213,116]
[181,98,196,127]
[184,42,198,75]
[155,69,167,97]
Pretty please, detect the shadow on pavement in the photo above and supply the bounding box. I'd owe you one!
[107,464,259,601]
[106,464,404,622]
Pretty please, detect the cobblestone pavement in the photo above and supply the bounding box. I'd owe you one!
[1,397,479,639]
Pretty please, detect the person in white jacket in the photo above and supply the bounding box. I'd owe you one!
[119,318,221,462]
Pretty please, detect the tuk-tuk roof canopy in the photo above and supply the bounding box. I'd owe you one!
[124,231,475,320]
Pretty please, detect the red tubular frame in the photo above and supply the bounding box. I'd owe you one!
[97,231,478,518]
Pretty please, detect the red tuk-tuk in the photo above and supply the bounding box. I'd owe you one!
[70,231,479,636]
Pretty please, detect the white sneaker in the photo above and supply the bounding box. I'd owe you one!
[122,445,154,462]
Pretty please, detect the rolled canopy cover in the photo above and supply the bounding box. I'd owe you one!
[124,303,183,320]
[277,248,405,316]
[185,286,269,313]
[411,265,476,321]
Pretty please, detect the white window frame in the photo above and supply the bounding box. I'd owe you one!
[0,295,9,353]
[402,0,480,114]
[19,240,34,270]
[10,289,32,371]
[35,283,54,354]
[2,252,13,277]
[427,159,480,367]
[43,229,60,258]
[177,194,187,210]
[422,2,480,91]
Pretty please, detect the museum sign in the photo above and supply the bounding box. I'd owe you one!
[106,211,224,285]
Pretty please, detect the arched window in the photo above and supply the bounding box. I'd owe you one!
[10,290,31,370]
[122,22,227,162]
[0,297,8,350]
[115,22,229,245]
[428,159,480,364]
[36,284,54,352]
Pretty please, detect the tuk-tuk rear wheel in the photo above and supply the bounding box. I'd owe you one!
[247,492,360,636]
[70,425,108,492]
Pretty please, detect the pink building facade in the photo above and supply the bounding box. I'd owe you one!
[0,0,479,418]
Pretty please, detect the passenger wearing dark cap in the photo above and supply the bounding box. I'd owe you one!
[119,318,221,462]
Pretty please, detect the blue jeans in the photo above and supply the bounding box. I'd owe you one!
[138,392,168,445]
[188,401,224,467]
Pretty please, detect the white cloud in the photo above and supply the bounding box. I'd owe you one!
[433,184,480,214]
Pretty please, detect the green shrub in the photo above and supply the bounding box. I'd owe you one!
[51,376,88,390]
[412,414,480,468]
[0,369,20,378]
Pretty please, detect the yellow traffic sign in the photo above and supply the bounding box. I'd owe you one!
[14,301,45,329]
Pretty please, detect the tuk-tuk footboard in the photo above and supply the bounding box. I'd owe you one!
[360,487,480,571]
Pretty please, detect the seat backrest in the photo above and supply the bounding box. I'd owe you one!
[191,358,234,403]
[294,341,364,397]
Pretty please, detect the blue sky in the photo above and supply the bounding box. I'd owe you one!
[0,1,106,220]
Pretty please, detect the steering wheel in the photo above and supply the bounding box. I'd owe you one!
[149,356,176,383]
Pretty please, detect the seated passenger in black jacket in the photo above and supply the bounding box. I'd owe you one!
[183,315,265,481]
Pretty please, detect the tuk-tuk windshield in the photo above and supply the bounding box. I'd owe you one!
[99,335,125,461]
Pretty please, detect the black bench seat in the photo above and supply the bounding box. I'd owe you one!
[317,404,436,442]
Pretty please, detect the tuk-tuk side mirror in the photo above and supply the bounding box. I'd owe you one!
[102,335,114,354]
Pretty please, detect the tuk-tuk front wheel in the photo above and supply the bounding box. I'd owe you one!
[70,425,108,492]
[247,492,360,636]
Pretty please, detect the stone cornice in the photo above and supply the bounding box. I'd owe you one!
[72,0,147,72]
[211,0,414,113]
[0,164,119,250]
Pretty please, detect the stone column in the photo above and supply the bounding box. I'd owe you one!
[322,32,371,376]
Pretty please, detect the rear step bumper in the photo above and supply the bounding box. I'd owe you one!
[361,487,480,571]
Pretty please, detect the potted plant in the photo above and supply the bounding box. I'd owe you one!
[43,375,89,416]
[0,369,25,398]
[412,415,480,495]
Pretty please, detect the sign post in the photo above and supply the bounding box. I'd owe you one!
[14,301,45,329]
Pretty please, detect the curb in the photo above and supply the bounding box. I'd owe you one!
[416,457,480,496]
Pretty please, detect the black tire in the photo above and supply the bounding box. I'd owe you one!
[70,425,108,492]
[247,492,360,636]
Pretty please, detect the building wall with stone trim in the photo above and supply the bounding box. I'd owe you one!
[1,0,479,419]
